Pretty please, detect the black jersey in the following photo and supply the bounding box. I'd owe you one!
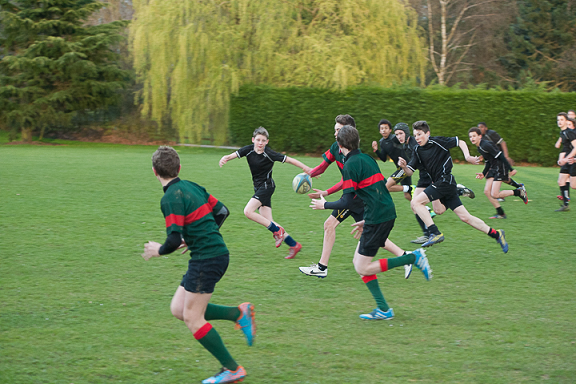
[476,138,511,176]
[236,144,286,188]
[483,129,504,150]
[407,136,459,185]
[375,135,404,166]
[403,136,418,162]
[560,128,576,154]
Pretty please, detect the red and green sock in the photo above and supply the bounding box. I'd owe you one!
[361,275,389,311]
[204,303,241,322]
[378,252,416,272]
[194,323,238,371]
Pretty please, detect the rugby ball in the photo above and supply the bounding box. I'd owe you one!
[292,173,312,194]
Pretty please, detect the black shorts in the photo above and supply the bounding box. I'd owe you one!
[424,182,463,211]
[560,163,576,176]
[571,163,576,177]
[358,219,395,257]
[389,168,412,186]
[252,183,275,207]
[331,195,364,223]
[417,171,432,188]
[486,166,509,182]
[181,254,229,294]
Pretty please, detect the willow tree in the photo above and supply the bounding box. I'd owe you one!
[131,0,427,144]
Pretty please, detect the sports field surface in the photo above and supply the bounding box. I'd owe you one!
[1,141,574,383]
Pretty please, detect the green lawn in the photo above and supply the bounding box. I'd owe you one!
[1,142,574,383]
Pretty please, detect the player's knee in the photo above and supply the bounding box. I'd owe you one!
[170,302,184,321]
[324,218,337,232]
[483,189,491,198]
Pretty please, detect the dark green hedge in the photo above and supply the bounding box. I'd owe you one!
[229,85,576,166]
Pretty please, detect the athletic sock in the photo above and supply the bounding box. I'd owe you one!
[566,182,571,199]
[284,235,297,247]
[204,303,241,322]
[267,222,280,233]
[560,185,569,205]
[508,178,521,188]
[317,262,327,271]
[361,275,389,311]
[512,189,521,197]
[194,323,238,371]
[427,224,441,235]
[415,214,427,234]
[496,207,505,216]
[487,228,499,239]
[380,252,416,272]
[403,185,412,193]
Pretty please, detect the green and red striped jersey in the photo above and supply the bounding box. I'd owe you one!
[322,142,345,175]
[161,179,228,260]
[341,150,396,225]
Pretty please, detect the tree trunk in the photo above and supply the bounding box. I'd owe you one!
[21,127,33,142]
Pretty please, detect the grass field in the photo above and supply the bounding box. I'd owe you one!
[1,141,575,384]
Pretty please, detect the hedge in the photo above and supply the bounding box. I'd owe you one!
[229,85,576,166]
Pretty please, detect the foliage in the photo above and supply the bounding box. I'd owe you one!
[229,84,576,166]
[500,0,576,91]
[1,142,575,383]
[130,0,427,145]
[0,0,132,141]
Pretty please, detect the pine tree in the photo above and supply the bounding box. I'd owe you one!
[0,0,131,141]
[500,0,576,90]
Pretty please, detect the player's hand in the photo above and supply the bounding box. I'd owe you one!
[308,188,327,199]
[351,220,365,240]
[177,239,188,254]
[475,173,484,179]
[302,166,313,175]
[567,157,575,165]
[466,155,480,165]
[372,141,378,152]
[555,142,561,149]
[398,157,406,168]
[142,241,162,261]
[309,195,326,210]
[506,156,515,166]
[509,169,517,177]
[218,156,228,168]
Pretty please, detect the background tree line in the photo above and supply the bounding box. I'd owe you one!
[1,0,575,144]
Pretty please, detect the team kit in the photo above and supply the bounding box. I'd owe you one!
[139,111,576,384]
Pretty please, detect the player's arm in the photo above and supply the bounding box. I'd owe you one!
[142,231,182,260]
[565,139,576,161]
[219,152,238,167]
[555,137,562,149]
[308,178,343,199]
[398,157,414,176]
[310,191,354,210]
[285,156,312,174]
[499,140,513,165]
[458,139,480,164]
[212,200,230,228]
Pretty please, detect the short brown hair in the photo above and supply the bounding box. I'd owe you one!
[558,112,568,118]
[253,127,269,139]
[335,114,356,128]
[412,120,430,133]
[337,125,359,151]
[152,146,180,178]
[468,127,482,135]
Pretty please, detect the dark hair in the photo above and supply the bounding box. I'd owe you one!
[152,146,180,178]
[558,112,568,118]
[478,122,487,128]
[567,118,576,127]
[468,127,482,135]
[253,126,269,138]
[337,125,359,151]
[335,114,356,128]
[412,120,430,133]
[394,122,410,137]
[568,110,575,114]
[378,119,392,130]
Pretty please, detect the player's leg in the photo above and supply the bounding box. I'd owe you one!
[452,204,508,253]
[411,186,430,244]
[491,179,527,204]
[299,211,344,277]
[243,198,270,227]
[557,172,570,210]
[484,178,506,218]
[259,204,301,258]
[411,188,444,247]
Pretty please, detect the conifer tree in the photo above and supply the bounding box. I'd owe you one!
[0,0,131,141]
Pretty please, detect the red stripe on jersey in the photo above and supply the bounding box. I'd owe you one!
[165,213,185,228]
[207,194,218,209]
[336,161,344,170]
[358,173,384,189]
[184,203,212,224]
[324,149,336,163]
[361,275,378,284]
[343,179,358,190]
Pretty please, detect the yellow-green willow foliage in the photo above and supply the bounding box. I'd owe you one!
[131,0,426,144]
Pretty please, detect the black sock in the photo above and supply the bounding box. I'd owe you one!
[508,178,521,188]
[487,228,499,239]
[513,189,521,197]
[427,224,440,235]
[560,185,570,205]
[317,262,327,271]
[566,182,571,198]
[496,207,505,216]
[415,214,427,233]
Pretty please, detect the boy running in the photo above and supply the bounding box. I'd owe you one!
[398,121,509,253]
[468,127,528,219]
[556,114,576,211]
[310,125,432,320]
[219,127,312,258]
[142,146,255,384]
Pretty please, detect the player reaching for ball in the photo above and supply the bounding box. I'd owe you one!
[142,146,255,384]
[219,127,312,259]
[309,125,433,320]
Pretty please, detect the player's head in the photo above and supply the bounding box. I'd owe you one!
[152,146,180,179]
[568,110,575,119]
[477,122,487,135]
[334,114,355,138]
[567,118,576,130]
[557,112,568,128]
[412,121,430,146]
[337,125,359,151]
[252,127,269,151]
[468,127,482,146]
[393,122,410,144]
[378,119,392,138]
